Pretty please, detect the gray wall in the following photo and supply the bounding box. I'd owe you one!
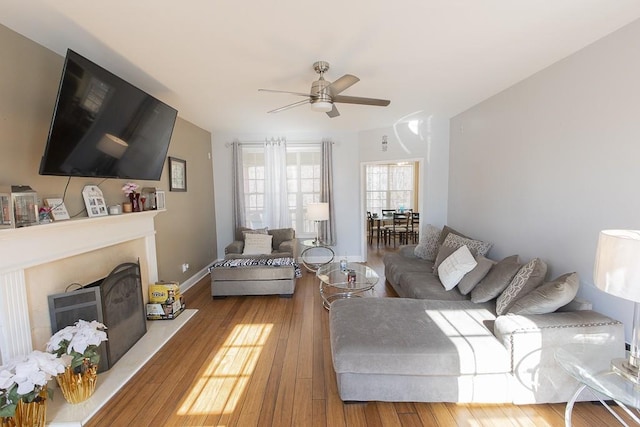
[449,19,640,340]
[0,23,217,284]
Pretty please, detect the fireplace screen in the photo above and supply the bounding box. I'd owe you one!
[48,261,147,372]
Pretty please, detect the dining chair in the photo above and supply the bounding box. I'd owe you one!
[381,212,410,247]
[409,212,420,243]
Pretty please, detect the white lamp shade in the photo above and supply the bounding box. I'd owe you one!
[594,229,640,303]
[306,202,329,221]
[311,101,333,113]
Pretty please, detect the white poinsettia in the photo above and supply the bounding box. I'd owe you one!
[0,350,66,417]
[46,319,107,371]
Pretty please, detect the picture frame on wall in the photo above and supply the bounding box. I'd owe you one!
[169,156,187,192]
[82,185,108,217]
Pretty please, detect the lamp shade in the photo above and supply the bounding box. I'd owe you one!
[594,229,640,303]
[311,101,333,113]
[306,202,329,221]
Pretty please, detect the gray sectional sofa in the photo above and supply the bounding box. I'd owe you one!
[329,230,626,404]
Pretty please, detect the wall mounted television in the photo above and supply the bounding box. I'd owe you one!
[39,49,178,180]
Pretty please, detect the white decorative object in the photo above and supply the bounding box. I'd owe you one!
[45,198,70,221]
[82,185,108,217]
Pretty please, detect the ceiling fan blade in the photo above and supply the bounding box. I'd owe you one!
[326,74,359,96]
[267,99,310,114]
[326,104,340,118]
[332,95,390,107]
[259,88,310,97]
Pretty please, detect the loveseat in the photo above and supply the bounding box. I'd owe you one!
[329,226,625,404]
[224,227,297,259]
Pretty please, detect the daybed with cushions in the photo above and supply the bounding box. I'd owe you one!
[224,227,297,259]
[329,225,625,404]
[209,227,299,297]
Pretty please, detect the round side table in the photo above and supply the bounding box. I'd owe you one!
[300,239,334,272]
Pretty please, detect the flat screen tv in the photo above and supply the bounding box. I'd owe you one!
[39,49,178,180]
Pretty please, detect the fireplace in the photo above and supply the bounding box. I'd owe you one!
[48,261,147,372]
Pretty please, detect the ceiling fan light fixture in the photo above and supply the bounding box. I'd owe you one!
[311,100,333,113]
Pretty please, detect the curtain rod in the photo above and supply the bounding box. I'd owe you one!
[224,139,333,147]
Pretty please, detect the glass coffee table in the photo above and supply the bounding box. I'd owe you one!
[316,262,379,309]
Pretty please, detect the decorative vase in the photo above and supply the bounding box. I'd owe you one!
[56,361,98,404]
[1,389,48,427]
[128,192,141,212]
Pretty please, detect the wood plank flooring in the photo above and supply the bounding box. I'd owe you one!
[86,246,635,426]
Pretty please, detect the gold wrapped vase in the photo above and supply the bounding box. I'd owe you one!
[1,389,48,427]
[56,360,98,404]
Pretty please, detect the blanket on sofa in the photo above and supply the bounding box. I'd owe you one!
[209,257,302,278]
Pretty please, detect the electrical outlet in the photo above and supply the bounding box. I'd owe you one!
[181,263,189,273]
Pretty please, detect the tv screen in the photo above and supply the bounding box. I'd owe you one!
[39,49,178,180]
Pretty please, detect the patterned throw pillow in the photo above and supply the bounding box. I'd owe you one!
[442,233,492,257]
[437,246,478,290]
[414,224,442,261]
[495,258,547,315]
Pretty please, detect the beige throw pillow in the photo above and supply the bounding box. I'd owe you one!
[457,255,496,295]
[508,272,579,315]
[437,246,478,290]
[242,233,273,255]
[414,224,442,261]
[495,258,547,315]
[471,255,521,303]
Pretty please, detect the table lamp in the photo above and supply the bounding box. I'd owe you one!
[594,229,640,383]
[306,202,329,245]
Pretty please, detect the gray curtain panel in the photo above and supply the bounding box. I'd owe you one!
[319,139,336,245]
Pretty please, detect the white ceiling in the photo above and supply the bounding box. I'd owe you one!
[2,1,640,135]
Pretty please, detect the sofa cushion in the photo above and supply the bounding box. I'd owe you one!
[242,233,273,255]
[508,272,579,315]
[269,228,295,249]
[438,246,477,290]
[236,226,268,241]
[397,272,469,300]
[414,224,442,261]
[383,251,434,286]
[471,255,521,303]
[330,298,509,377]
[458,256,496,295]
[495,258,547,315]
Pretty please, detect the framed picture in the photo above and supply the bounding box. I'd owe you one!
[44,198,70,221]
[82,185,108,217]
[169,156,187,192]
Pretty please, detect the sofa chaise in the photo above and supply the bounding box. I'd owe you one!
[329,226,625,404]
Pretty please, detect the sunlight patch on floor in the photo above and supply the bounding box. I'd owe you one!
[177,323,273,416]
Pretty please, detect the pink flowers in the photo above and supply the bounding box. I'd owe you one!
[122,182,139,195]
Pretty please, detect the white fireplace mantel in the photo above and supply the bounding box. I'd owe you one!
[0,210,163,364]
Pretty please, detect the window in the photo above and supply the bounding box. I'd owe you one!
[242,145,321,236]
[366,162,416,215]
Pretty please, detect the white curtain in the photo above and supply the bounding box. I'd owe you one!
[263,138,291,228]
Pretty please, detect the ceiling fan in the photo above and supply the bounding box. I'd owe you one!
[259,61,390,118]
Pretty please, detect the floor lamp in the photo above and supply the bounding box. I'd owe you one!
[594,229,640,383]
[306,203,329,245]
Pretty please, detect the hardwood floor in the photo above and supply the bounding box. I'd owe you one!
[86,245,632,426]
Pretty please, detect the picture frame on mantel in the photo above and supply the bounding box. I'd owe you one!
[169,157,187,192]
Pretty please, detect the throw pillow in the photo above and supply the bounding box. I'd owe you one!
[471,255,521,303]
[436,225,468,247]
[269,228,294,249]
[433,233,493,275]
[438,246,478,290]
[242,233,273,255]
[241,227,268,240]
[442,233,492,258]
[495,258,548,315]
[457,255,496,295]
[414,224,442,261]
[508,272,579,315]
